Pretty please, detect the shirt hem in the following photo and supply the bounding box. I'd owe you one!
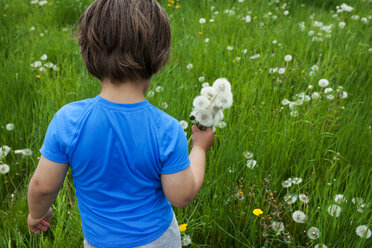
[40,148,69,164]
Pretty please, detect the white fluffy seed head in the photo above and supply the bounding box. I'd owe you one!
[212,78,231,94]
[195,110,214,127]
[193,96,211,110]
[318,79,329,87]
[201,86,217,100]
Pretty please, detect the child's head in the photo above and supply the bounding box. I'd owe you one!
[77,0,171,84]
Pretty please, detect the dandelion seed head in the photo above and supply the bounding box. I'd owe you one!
[0,164,10,174]
[271,221,285,233]
[327,204,342,217]
[284,55,292,62]
[243,151,253,159]
[195,110,214,127]
[6,123,14,131]
[318,79,329,87]
[307,227,320,240]
[212,78,231,94]
[186,63,193,70]
[334,194,347,204]
[356,225,371,239]
[179,120,188,130]
[299,194,309,203]
[181,234,192,246]
[292,210,306,223]
[284,194,297,204]
[193,96,211,110]
[246,159,257,169]
[199,18,206,24]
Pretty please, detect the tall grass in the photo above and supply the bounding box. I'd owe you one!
[0,0,371,247]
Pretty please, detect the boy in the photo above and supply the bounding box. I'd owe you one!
[27,0,215,247]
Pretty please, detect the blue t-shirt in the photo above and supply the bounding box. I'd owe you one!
[40,95,190,248]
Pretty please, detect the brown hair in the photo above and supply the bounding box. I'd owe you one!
[76,0,171,83]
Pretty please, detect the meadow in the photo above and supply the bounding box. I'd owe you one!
[0,0,371,247]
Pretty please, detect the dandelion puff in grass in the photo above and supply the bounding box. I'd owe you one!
[0,164,10,174]
[246,160,257,169]
[271,221,285,233]
[324,87,333,94]
[339,22,346,29]
[290,111,298,117]
[14,149,32,156]
[278,67,286,74]
[307,227,320,240]
[204,38,209,43]
[6,123,14,131]
[186,64,193,70]
[181,234,192,246]
[199,18,206,24]
[334,194,347,204]
[282,99,290,105]
[193,96,211,110]
[198,76,205,82]
[147,90,154,97]
[40,54,47,60]
[155,86,164,92]
[282,178,292,188]
[284,55,292,62]
[160,102,168,109]
[312,92,320,99]
[292,177,302,184]
[326,95,334,100]
[292,210,306,223]
[243,151,253,159]
[315,244,328,248]
[299,194,309,204]
[0,145,11,158]
[217,121,226,129]
[227,46,233,51]
[283,234,292,244]
[327,204,341,217]
[341,91,348,99]
[356,225,371,239]
[31,61,42,68]
[284,194,297,204]
[318,79,329,87]
[179,120,188,130]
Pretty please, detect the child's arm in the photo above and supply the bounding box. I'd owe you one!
[161,125,214,208]
[27,156,69,234]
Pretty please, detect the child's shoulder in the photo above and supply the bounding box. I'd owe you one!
[53,97,97,124]
[147,104,181,129]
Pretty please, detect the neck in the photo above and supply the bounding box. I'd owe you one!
[99,78,151,104]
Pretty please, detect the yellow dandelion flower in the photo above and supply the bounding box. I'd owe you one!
[261,102,265,105]
[167,3,172,7]
[238,191,244,196]
[197,31,203,35]
[49,2,52,6]
[171,0,175,3]
[301,70,305,74]
[3,14,6,17]
[175,5,181,8]
[36,74,40,78]
[269,192,273,196]
[253,208,263,216]
[179,224,188,232]
[254,16,258,19]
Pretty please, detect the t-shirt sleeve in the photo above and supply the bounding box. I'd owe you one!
[40,113,69,163]
[160,123,190,174]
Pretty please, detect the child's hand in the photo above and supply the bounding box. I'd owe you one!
[191,125,215,152]
[27,208,53,234]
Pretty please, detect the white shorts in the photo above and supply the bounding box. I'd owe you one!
[83,212,181,248]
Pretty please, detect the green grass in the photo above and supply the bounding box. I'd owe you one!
[0,0,371,247]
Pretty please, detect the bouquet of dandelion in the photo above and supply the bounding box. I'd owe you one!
[190,78,233,130]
